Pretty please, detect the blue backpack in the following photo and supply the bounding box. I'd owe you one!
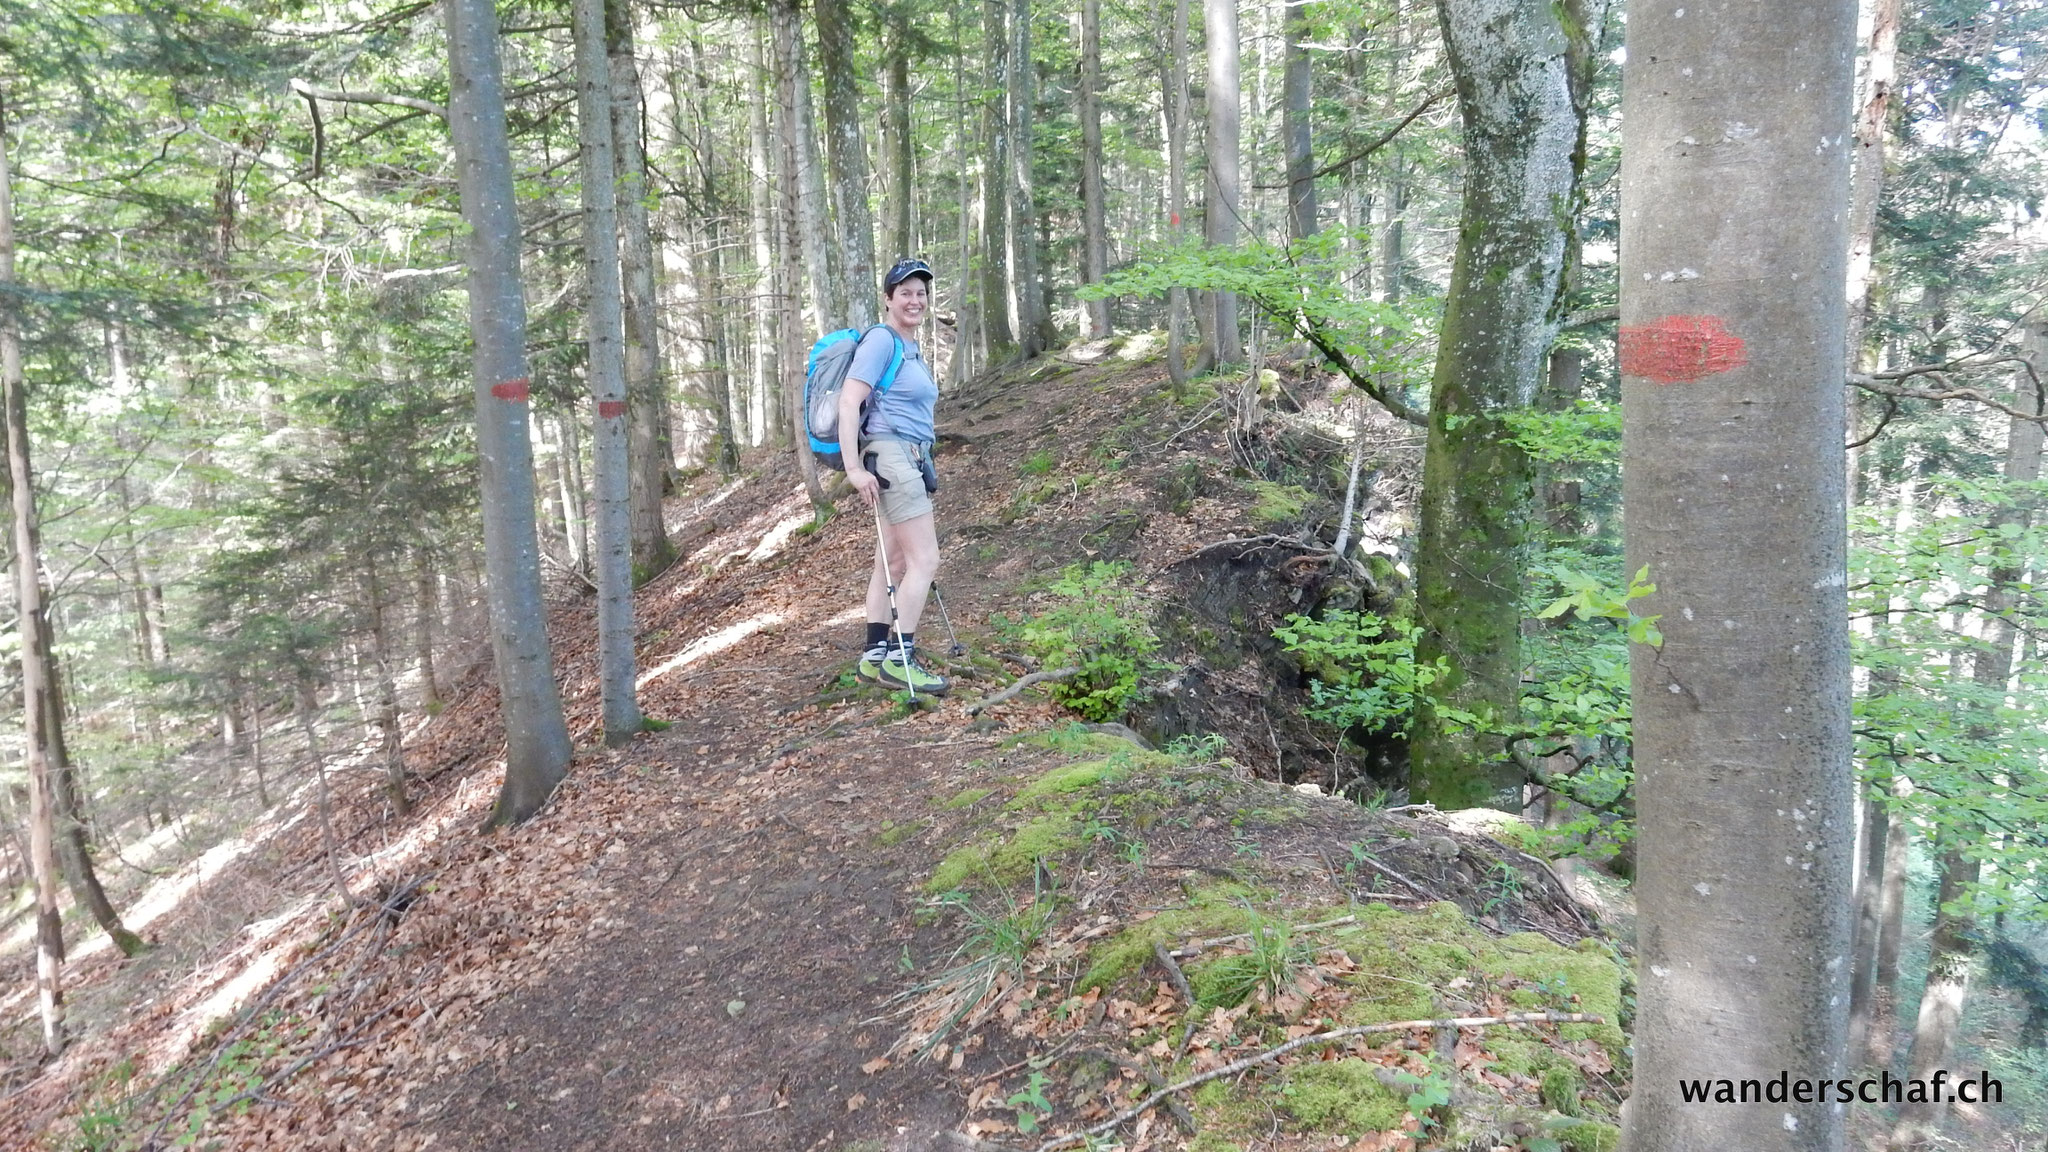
[804,325,903,471]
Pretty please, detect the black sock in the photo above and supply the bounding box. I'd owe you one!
[893,631,916,654]
[865,622,889,648]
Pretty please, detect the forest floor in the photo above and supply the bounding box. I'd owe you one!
[1,339,1630,1152]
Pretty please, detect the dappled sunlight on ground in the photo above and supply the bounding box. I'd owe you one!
[743,507,818,564]
[636,610,791,689]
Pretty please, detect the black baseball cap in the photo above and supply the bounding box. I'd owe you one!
[884,257,933,293]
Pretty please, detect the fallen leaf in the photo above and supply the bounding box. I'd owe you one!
[846,1093,867,1112]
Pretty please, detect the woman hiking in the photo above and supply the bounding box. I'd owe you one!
[841,257,949,694]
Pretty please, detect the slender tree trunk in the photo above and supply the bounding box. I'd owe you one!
[575,0,644,747]
[1078,0,1111,340]
[980,0,1016,357]
[1409,0,1608,809]
[443,0,575,825]
[884,21,915,263]
[1198,0,1243,371]
[1165,0,1190,396]
[748,20,783,448]
[1616,2,1857,1148]
[362,562,411,817]
[1010,0,1052,356]
[296,677,356,906]
[414,548,442,711]
[1888,322,2044,1149]
[1845,780,1890,1061]
[1282,0,1316,243]
[3,95,66,1057]
[606,0,675,581]
[816,0,877,326]
[1844,0,1902,500]
[770,1,837,335]
[771,23,829,515]
[954,3,978,383]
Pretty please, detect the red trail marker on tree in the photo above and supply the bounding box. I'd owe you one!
[1619,315,1749,384]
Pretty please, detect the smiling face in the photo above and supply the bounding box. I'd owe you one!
[885,275,929,331]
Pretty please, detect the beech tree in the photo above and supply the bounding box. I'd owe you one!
[1196,0,1242,372]
[1617,3,1859,1149]
[1,95,66,1056]
[1407,0,1608,809]
[574,0,644,747]
[443,0,575,825]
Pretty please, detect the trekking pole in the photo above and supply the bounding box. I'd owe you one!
[872,503,916,701]
[930,582,966,656]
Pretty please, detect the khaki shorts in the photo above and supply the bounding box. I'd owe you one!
[862,439,935,525]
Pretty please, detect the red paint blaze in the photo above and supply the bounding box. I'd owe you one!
[1619,315,1749,384]
[597,400,628,419]
[1170,212,1181,228]
[490,377,531,402]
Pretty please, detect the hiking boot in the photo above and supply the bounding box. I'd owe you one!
[878,647,950,694]
[856,645,890,683]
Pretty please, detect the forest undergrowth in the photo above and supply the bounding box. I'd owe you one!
[2,343,1631,1151]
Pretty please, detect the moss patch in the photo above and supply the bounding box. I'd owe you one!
[874,819,925,847]
[942,787,993,810]
[1077,881,1266,991]
[1276,1059,1407,1135]
[1247,480,1312,526]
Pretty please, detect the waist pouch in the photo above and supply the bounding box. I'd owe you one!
[863,439,939,495]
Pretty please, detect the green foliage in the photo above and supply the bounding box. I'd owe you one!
[996,562,1162,721]
[1005,1070,1054,1134]
[1022,448,1057,476]
[1274,610,1440,736]
[1502,401,1622,466]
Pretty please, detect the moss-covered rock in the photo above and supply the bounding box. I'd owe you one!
[1247,480,1313,526]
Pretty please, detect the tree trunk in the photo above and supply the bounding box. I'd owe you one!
[770,0,837,335]
[3,96,67,1057]
[362,561,410,817]
[748,19,783,448]
[1865,790,1909,1066]
[296,676,356,906]
[443,0,575,826]
[1165,0,1190,396]
[1282,0,1316,243]
[1009,0,1052,357]
[607,0,675,581]
[884,21,915,263]
[1844,0,1902,367]
[1078,0,1111,340]
[1888,321,2045,1149]
[414,548,442,711]
[771,24,830,515]
[1198,0,1242,371]
[575,0,644,747]
[953,4,978,383]
[980,0,1016,358]
[816,0,877,327]
[1616,2,1858,1148]
[1408,0,1607,810]
[1845,780,1890,1062]
[1885,844,1976,1149]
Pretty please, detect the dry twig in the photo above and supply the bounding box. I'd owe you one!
[965,667,1080,716]
[1027,1011,1606,1152]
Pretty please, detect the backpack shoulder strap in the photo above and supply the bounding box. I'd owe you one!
[867,324,906,395]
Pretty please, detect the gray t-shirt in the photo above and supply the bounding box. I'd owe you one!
[848,326,937,444]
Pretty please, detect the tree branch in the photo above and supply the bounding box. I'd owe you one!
[1272,87,1454,185]
[964,667,1080,716]
[289,79,447,121]
[1024,1012,1606,1152]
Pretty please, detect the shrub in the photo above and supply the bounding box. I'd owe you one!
[997,562,1162,721]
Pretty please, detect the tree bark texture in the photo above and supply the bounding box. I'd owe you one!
[4,99,68,1057]
[748,19,782,448]
[1199,0,1242,370]
[817,0,877,327]
[443,0,575,825]
[771,10,830,511]
[1617,3,1858,1149]
[575,0,645,747]
[1887,844,1979,1149]
[1282,0,1316,243]
[607,0,675,580]
[980,0,1016,358]
[770,0,838,335]
[1079,0,1111,339]
[884,21,915,263]
[1408,0,1604,810]
[1009,0,1052,357]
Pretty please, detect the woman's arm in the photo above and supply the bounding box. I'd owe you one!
[838,377,880,504]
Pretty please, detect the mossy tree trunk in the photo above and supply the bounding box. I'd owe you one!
[1616,1,1858,1147]
[1408,0,1607,810]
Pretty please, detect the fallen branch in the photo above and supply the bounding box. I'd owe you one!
[964,667,1080,716]
[1152,943,1202,1061]
[1028,1011,1606,1152]
[1167,913,1360,960]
